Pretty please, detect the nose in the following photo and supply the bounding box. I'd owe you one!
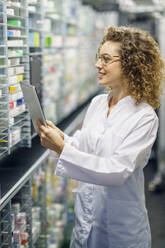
[95,59,103,69]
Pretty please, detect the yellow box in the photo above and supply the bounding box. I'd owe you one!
[34,32,40,47]
[17,74,23,82]
[9,86,17,93]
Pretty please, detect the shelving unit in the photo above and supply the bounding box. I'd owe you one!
[0,1,9,157]
[42,0,64,124]
[0,154,69,248]
[0,97,93,247]
[0,0,31,158]
[0,152,49,248]
[0,1,105,247]
[77,5,98,104]
[0,0,103,155]
[28,0,44,137]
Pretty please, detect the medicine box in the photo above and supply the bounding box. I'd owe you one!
[8,67,15,76]
[7,8,15,15]
[8,40,24,47]
[7,20,21,27]
[8,49,24,57]
[8,30,21,37]
[7,2,21,8]
[10,126,21,146]
[0,58,5,66]
[45,36,52,47]
[16,66,24,74]
[9,76,17,84]
[34,32,40,47]
[28,6,36,13]
[8,58,20,66]
[16,98,24,106]
[9,101,16,109]
[9,91,23,102]
[17,75,23,82]
[9,85,18,94]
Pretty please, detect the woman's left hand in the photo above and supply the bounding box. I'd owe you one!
[37,119,65,155]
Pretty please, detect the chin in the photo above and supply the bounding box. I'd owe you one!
[98,80,111,87]
[98,79,106,85]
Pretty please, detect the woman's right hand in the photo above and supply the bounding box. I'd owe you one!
[46,120,64,140]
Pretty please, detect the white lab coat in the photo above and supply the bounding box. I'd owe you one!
[55,93,158,248]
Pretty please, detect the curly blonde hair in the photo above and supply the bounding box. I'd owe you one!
[99,26,165,109]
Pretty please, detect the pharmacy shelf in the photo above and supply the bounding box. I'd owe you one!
[0,89,99,208]
[28,11,42,16]
[0,137,49,211]
[44,14,61,21]
[28,2,42,7]
[8,36,27,38]
[6,4,26,11]
[7,15,26,20]
[8,63,28,68]
[7,25,26,30]
[28,27,43,32]
[0,89,100,247]
[8,55,26,58]
[29,52,43,56]
[0,10,104,244]
[0,0,31,159]
[8,45,27,48]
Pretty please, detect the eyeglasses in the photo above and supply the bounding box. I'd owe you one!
[95,53,120,66]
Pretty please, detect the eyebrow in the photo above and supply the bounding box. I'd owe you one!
[100,53,119,57]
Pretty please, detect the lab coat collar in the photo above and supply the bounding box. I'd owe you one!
[107,91,134,107]
[105,91,135,125]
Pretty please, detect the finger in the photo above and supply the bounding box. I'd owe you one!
[40,137,46,147]
[38,124,49,135]
[36,119,44,130]
[46,120,56,129]
[38,125,50,136]
[40,132,46,144]
[37,119,42,124]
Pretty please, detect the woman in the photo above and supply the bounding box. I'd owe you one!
[37,26,165,248]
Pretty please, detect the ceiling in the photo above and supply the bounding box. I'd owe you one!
[81,0,164,12]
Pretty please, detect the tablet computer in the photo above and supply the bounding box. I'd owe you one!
[21,82,47,133]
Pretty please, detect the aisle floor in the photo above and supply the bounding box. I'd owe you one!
[144,161,165,248]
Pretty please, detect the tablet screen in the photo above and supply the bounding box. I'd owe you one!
[21,83,47,133]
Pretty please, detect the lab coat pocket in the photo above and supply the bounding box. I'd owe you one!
[72,187,90,231]
[107,199,149,244]
[72,187,89,213]
[72,188,82,227]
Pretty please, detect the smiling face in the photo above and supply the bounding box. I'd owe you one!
[95,41,127,93]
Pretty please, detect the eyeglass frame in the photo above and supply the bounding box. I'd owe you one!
[95,53,120,66]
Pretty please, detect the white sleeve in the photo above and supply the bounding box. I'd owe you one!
[63,131,82,149]
[55,115,158,186]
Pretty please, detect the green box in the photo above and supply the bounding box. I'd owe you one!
[0,58,4,66]
[7,20,20,27]
[45,36,52,47]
